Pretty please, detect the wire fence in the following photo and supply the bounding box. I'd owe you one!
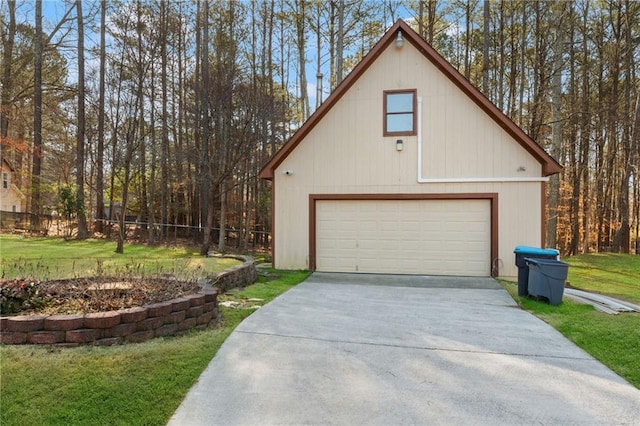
[0,211,271,250]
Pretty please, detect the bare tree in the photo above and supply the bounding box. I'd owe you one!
[76,0,88,239]
[0,0,16,140]
[335,0,344,85]
[95,0,106,234]
[31,0,43,229]
[200,0,214,255]
[546,2,566,248]
[482,0,489,94]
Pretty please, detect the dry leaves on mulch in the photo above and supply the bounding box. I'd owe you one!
[9,276,200,316]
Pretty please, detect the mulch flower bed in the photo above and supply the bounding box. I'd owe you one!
[0,276,200,316]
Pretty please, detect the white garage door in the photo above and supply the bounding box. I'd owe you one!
[316,199,491,276]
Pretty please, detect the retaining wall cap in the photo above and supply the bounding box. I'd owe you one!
[6,315,47,332]
[118,306,148,314]
[84,311,121,329]
[146,301,173,317]
[118,307,148,323]
[44,315,85,331]
[171,298,191,312]
[185,294,206,306]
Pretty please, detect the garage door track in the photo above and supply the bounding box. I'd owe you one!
[169,273,640,425]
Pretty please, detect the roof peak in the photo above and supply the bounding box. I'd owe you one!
[259,17,561,180]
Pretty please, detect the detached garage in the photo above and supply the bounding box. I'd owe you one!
[259,20,561,279]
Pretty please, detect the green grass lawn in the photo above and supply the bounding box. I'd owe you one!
[0,266,310,426]
[502,253,640,389]
[564,253,640,304]
[2,240,638,423]
[0,235,239,280]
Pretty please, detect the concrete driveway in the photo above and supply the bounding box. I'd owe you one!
[169,273,640,425]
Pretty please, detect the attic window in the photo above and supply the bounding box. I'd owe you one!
[383,89,416,136]
[2,173,7,189]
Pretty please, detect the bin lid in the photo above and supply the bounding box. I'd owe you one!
[514,245,559,256]
[524,257,567,266]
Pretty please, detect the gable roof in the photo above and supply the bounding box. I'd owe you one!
[259,19,562,180]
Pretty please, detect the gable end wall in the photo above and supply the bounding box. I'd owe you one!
[273,34,546,278]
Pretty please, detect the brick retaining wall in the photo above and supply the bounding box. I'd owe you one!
[0,254,257,346]
[209,254,258,292]
[0,287,219,346]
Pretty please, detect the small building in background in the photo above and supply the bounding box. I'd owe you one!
[0,157,25,213]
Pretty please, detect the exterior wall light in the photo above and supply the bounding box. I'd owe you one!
[396,139,404,151]
[283,170,294,176]
[395,31,404,48]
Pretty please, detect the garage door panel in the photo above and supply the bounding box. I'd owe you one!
[316,199,491,276]
[318,239,336,249]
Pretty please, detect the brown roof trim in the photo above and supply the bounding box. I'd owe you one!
[1,157,15,172]
[259,19,562,180]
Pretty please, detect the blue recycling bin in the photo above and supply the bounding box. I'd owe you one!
[514,246,559,297]
[525,258,569,305]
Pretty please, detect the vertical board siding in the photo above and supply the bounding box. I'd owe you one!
[274,39,544,277]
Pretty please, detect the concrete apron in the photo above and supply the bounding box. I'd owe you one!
[169,273,640,425]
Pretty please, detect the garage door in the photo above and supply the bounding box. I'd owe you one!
[315,199,491,276]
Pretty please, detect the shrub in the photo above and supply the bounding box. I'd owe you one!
[0,279,47,315]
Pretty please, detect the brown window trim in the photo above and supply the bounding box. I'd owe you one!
[383,89,417,136]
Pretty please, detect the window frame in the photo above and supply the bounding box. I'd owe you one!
[383,89,417,137]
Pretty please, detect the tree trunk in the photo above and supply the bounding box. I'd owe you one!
[295,0,309,120]
[546,3,565,249]
[613,91,640,253]
[315,2,322,109]
[76,0,88,239]
[200,0,213,256]
[580,0,591,254]
[567,5,580,255]
[116,156,132,255]
[463,0,471,80]
[336,0,344,85]
[497,0,505,110]
[95,0,106,234]
[427,0,436,44]
[218,181,227,252]
[148,62,156,245]
[31,0,43,230]
[0,0,15,140]
[482,0,489,94]
[418,0,424,38]
[161,0,169,241]
[612,1,636,254]
[517,3,527,126]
